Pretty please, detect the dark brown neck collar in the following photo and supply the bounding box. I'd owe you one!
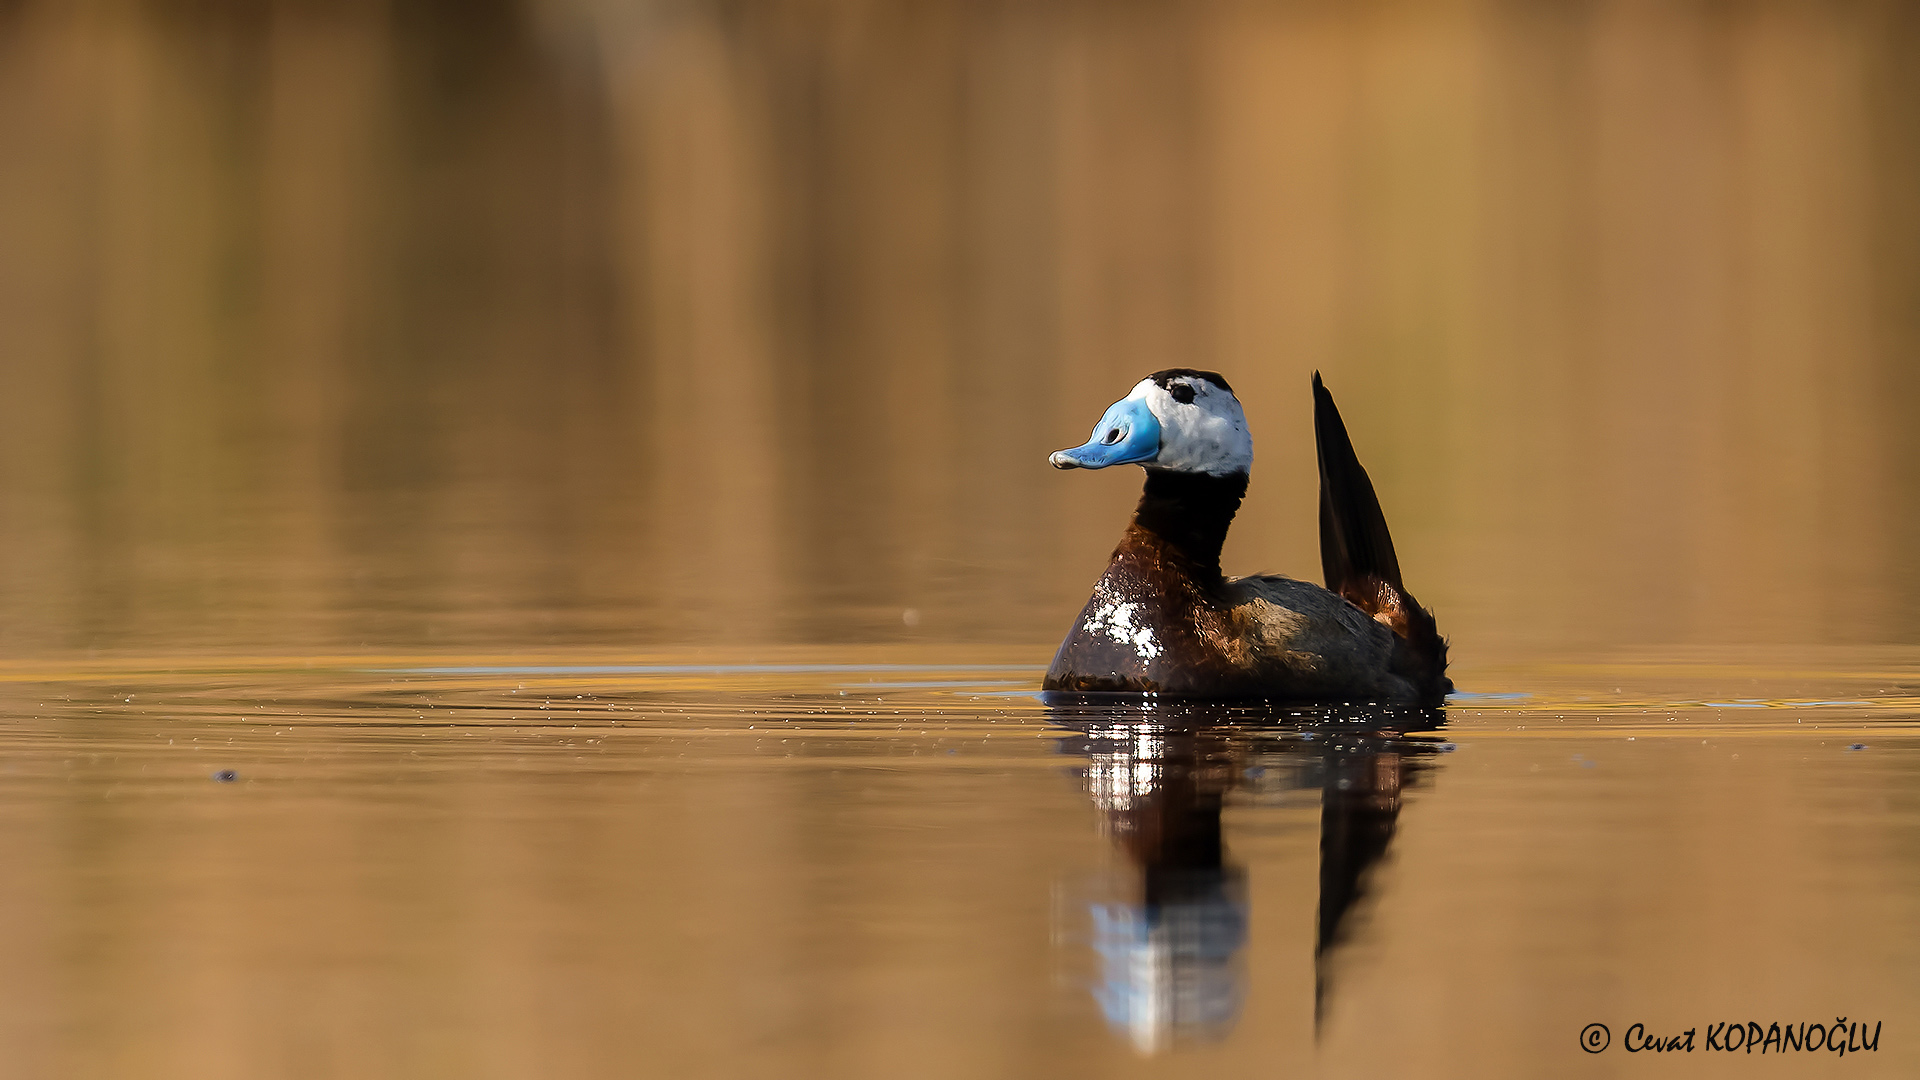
[1124,469,1249,585]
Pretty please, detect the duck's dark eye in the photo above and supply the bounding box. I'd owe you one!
[1102,427,1123,445]
[1168,382,1196,405]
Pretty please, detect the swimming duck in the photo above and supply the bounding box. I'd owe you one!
[1045,370,1450,704]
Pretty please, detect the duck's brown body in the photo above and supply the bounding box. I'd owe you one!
[1046,567,1420,701]
[1044,376,1449,704]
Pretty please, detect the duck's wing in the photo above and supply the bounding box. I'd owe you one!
[1222,575,1417,703]
[1311,374,1450,701]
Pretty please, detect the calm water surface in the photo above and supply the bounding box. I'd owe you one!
[2,649,1915,1078]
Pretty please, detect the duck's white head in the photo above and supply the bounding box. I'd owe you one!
[1049,369,1252,477]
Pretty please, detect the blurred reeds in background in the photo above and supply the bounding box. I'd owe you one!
[0,0,1915,660]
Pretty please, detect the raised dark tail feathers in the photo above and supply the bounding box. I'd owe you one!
[1311,372,1451,702]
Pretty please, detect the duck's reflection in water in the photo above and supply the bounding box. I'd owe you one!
[1049,698,1448,1053]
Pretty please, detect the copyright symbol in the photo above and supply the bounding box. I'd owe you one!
[1580,1023,1610,1053]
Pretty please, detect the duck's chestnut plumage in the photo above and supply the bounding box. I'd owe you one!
[1045,370,1450,704]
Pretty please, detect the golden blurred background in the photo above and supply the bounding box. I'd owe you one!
[1,0,1916,662]
[1,9,1918,1075]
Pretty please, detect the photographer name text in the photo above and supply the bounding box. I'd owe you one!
[1579,1019,1882,1057]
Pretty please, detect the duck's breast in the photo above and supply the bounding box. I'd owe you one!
[1043,561,1229,694]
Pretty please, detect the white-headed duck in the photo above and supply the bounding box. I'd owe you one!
[1044,370,1450,704]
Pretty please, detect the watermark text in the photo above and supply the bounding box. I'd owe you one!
[1579,1019,1881,1057]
